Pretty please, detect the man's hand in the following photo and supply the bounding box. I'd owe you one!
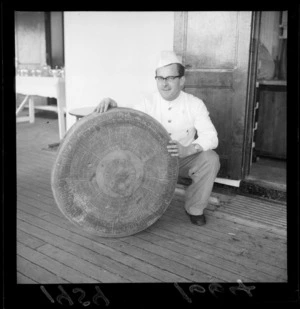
[94,98,118,113]
[167,140,189,158]
[167,140,202,158]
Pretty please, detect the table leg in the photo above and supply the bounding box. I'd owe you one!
[57,80,66,140]
[29,97,35,123]
[57,102,66,140]
[16,95,29,115]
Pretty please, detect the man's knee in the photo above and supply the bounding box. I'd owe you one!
[201,150,220,171]
[187,150,220,180]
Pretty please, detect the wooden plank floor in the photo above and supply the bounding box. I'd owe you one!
[16,112,287,283]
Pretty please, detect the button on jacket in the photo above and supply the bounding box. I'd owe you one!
[133,91,218,151]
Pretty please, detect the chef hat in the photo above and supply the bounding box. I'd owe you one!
[156,50,183,70]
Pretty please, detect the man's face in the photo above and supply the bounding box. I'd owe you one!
[156,64,185,101]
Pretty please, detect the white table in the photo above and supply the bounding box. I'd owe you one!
[16,76,66,140]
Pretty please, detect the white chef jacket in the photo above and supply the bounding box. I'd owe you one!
[133,91,218,151]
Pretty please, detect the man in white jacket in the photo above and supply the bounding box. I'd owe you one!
[95,51,220,226]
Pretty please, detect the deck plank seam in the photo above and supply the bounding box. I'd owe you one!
[17,210,181,282]
[149,219,287,271]
[165,206,287,244]
[17,250,71,283]
[166,206,287,245]
[17,271,39,284]
[133,231,287,282]
[18,239,117,284]
[36,243,131,283]
[143,226,287,271]
[135,232,276,282]
[159,213,287,258]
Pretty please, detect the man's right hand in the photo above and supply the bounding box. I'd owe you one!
[94,98,118,113]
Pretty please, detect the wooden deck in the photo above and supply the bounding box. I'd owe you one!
[17,111,287,283]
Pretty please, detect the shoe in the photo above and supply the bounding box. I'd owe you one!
[185,211,206,226]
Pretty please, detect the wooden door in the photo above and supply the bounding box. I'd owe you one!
[174,11,252,179]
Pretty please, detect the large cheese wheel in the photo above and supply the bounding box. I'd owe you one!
[51,107,179,237]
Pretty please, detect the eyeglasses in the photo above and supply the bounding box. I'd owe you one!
[155,76,182,82]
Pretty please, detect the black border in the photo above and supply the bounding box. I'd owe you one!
[2,3,299,308]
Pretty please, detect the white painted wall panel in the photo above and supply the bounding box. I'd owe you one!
[64,11,174,129]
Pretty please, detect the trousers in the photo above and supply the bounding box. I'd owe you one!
[178,150,220,216]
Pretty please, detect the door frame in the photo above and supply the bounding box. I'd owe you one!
[241,11,261,179]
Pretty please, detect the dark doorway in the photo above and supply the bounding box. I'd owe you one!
[245,11,287,191]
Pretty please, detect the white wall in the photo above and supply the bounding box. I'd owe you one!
[64,11,174,129]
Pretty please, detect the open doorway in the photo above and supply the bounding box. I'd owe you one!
[247,11,287,191]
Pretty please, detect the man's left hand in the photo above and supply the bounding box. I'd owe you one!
[167,140,188,158]
[167,140,203,158]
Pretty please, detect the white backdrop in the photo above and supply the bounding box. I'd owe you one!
[64,11,174,129]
